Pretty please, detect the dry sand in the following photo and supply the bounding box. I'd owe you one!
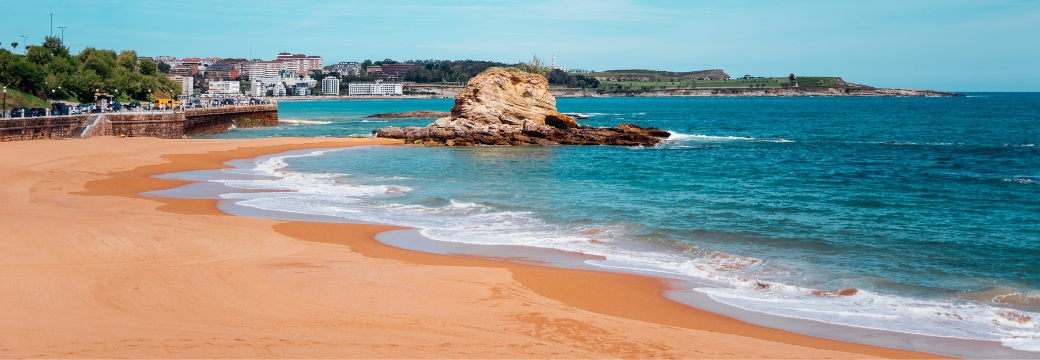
[0,137,944,358]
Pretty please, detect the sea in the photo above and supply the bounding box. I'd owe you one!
[190,94,1040,352]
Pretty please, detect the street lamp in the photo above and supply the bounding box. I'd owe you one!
[3,86,7,119]
[20,36,27,54]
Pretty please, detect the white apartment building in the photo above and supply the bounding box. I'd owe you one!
[348,81,403,96]
[322,77,341,95]
[208,81,241,96]
[273,83,287,97]
[250,75,281,97]
[168,75,194,96]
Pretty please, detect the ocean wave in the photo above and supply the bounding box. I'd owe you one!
[279,119,332,125]
[208,149,1040,352]
[668,132,755,141]
[1003,178,1038,185]
[666,132,794,144]
[876,141,963,146]
[698,284,1040,351]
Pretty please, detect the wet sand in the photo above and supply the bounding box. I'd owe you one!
[0,137,943,358]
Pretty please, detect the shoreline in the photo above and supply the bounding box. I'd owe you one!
[267,87,960,102]
[1,137,943,358]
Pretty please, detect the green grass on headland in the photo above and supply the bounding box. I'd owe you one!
[585,69,729,81]
[599,77,793,91]
[795,77,874,90]
[595,76,874,93]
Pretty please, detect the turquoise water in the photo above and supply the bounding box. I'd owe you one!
[200,95,1040,350]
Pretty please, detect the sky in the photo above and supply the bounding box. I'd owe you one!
[2,0,1038,91]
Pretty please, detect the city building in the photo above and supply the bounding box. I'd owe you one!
[276,52,324,74]
[155,56,181,67]
[205,63,240,80]
[364,65,382,77]
[272,83,286,97]
[250,75,281,97]
[168,75,194,96]
[322,77,341,95]
[169,64,199,76]
[294,83,311,96]
[208,81,241,96]
[348,80,403,96]
[246,60,283,78]
[250,79,264,97]
[377,63,418,79]
[330,61,361,76]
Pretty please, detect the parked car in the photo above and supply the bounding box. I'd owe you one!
[52,103,70,116]
[111,102,122,111]
[29,108,48,117]
[10,107,27,117]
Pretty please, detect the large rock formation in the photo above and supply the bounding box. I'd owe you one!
[375,67,670,146]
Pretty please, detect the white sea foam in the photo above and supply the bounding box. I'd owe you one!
[665,132,795,144]
[210,148,1040,352]
[668,132,755,141]
[697,285,1040,351]
[1004,178,1038,185]
[279,119,332,125]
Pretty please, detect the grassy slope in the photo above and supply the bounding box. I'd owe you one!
[2,88,50,108]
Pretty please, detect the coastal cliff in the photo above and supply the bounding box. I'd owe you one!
[376,68,670,146]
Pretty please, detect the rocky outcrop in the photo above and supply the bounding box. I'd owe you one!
[367,110,451,118]
[376,67,670,146]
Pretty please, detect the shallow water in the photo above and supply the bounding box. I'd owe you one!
[193,94,1040,351]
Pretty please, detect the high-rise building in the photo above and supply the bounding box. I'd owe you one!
[322,77,341,96]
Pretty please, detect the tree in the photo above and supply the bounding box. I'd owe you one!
[117,50,138,71]
[517,55,549,76]
[139,58,158,75]
[10,42,17,53]
[789,73,796,80]
[41,36,69,58]
[157,62,171,74]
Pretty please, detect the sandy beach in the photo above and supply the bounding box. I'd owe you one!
[0,137,944,358]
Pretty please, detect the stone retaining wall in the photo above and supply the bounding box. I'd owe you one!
[0,116,90,142]
[107,113,184,139]
[184,105,278,136]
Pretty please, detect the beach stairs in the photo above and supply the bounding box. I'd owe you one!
[76,114,104,138]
